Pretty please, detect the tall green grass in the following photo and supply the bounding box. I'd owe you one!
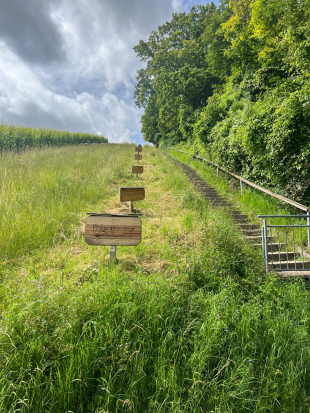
[0,144,130,260]
[1,147,310,412]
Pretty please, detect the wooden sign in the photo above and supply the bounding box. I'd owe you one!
[120,187,145,202]
[135,154,142,160]
[135,147,142,153]
[132,166,143,174]
[85,215,142,246]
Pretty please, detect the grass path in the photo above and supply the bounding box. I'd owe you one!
[1,145,310,412]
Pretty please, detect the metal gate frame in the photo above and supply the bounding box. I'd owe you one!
[258,215,310,272]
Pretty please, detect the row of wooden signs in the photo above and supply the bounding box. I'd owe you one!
[84,145,145,249]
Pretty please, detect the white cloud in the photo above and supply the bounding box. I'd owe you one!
[0,44,141,143]
[0,0,219,143]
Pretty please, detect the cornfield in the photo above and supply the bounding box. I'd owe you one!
[0,122,108,153]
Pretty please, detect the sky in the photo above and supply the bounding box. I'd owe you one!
[0,0,220,144]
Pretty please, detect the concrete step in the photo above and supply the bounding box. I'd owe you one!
[231,214,249,220]
[204,198,229,204]
[199,190,219,194]
[277,271,310,278]
[247,235,273,243]
[201,196,226,201]
[207,200,230,204]
[239,223,261,230]
[234,219,251,224]
[271,261,310,270]
[252,243,263,249]
[268,252,296,261]
[242,229,261,236]
[252,243,286,251]
[230,212,249,217]
[201,195,223,199]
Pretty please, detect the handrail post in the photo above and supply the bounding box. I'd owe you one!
[240,179,243,195]
[217,166,219,176]
[263,218,268,272]
[307,210,310,247]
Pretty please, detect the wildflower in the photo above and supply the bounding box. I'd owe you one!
[7,286,9,288]
[60,287,63,290]
[75,315,78,318]
[225,329,228,332]
[43,347,45,350]
[118,344,123,348]
[90,297,93,300]
[249,359,252,362]
[36,318,40,321]
[25,320,28,323]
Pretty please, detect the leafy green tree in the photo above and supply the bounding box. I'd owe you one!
[133,4,223,143]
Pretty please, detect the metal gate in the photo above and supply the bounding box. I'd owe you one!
[258,215,310,273]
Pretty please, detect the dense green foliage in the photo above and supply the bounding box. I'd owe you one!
[0,123,107,152]
[134,0,310,202]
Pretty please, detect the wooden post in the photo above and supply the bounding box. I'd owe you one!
[129,201,133,213]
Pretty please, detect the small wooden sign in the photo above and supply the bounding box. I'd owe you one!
[85,215,142,246]
[135,154,142,160]
[120,187,145,202]
[132,166,143,174]
[135,147,142,153]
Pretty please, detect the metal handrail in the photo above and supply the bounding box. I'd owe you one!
[258,215,309,218]
[165,146,309,213]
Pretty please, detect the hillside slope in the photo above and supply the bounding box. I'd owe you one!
[1,145,310,412]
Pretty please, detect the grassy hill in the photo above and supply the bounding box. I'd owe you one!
[1,145,310,412]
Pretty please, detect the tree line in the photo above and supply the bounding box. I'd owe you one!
[0,123,108,153]
[134,0,310,202]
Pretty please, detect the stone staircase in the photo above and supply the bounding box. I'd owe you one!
[173,157,310,277]
[175,159,262,244]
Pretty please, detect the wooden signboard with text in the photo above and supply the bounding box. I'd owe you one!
[85,215,142,246]
[132,166,143,174]
[135,147,142,153]
[135,154,142,161]
[120,187,145,202]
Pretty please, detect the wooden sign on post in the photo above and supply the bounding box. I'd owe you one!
[120,187,145,213]
[132,166,143,174]
[135,154,142,161]
[85,215,142,247]
[120,187,145,202]
[135,147,142,153]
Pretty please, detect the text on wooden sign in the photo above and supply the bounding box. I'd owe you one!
[85,216,142,246]
[132,166,143,174]
[120,187,145,202]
